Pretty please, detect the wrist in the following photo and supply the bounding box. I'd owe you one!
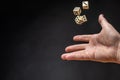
[116,36,120,64]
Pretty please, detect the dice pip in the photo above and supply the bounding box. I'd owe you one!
[82,15,87,22]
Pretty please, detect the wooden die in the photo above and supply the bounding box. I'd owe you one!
[82,1,89,10]
[74,15,87,25]
[73,7,81,16]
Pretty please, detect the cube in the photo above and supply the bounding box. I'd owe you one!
[82,1,89,9]
[82,15,87,22]
[74,15,87,25]
[73,7,81,16]
[75,16,84,24]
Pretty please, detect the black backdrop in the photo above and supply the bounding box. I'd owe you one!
[1,0,120,80]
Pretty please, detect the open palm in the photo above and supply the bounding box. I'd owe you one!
[61,14,120,63]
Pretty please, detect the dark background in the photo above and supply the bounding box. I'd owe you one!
[1,0,120,80]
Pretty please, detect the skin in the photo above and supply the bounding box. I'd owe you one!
[61,14,120,64]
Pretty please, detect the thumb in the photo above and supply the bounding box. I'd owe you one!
[98,14,110,29]
[98,14,119,33]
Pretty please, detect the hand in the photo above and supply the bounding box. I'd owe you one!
[61,14,120,63]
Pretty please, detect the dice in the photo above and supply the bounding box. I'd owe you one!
[82,1,89,10]
[73,1,89,25]
[82,15,87,22]
[73,7,81,16]
[75,15,87,25]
